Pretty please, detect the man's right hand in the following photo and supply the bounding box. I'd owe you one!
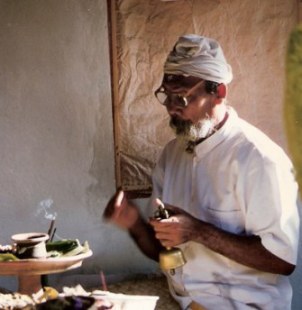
[103,190,139,230]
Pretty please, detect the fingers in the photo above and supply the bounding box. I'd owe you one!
[150,219,178,235]
[153,198,183,216]
[164,204,183,215]
[103,190,125,220]
[104,190,141,230]
[155,197,164,208]
[115,189,124,206]
[103,195,116,219]
[155,231,177,248]
[112,190,125,220]
[150,218,180,247]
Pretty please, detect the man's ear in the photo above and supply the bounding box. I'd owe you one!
[216,83,227,99]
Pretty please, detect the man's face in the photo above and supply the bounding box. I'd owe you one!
[160,75,217,142]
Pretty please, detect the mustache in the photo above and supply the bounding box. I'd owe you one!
[169,115,214,142]
[169,116,192,132]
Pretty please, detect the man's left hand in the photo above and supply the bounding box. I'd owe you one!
[150,203,201,248]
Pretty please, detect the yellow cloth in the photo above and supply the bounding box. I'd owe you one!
[189,301,207,310]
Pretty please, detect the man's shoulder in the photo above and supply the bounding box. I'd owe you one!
[230,117,292,167]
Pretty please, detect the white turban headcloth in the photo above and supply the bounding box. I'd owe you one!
[164,34,233,84]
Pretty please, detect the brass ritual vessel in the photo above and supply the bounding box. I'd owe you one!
[154,203,186,274]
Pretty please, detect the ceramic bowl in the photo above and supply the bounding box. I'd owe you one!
[11,232,49,259]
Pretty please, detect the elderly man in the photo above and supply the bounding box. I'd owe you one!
[104,34,299,310]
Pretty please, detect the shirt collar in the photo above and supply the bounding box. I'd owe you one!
[193,107,238,158]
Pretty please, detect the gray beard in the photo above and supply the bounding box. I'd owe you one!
[169,116,214,148]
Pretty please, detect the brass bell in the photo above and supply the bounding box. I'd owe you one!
[154,202,186,274]
[159,246,186,273]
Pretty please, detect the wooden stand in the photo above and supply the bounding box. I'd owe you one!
[18,275,42,295]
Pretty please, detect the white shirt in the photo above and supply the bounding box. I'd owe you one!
[151,108,300,310]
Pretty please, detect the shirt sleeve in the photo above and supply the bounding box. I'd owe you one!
[243,154,300,264]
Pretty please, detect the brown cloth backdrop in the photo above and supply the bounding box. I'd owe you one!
[108,0,297,195]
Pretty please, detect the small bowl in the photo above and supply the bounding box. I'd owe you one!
[11,232,49,259]
[11,232,49,244]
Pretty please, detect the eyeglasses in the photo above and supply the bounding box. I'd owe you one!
[154,80,205,108]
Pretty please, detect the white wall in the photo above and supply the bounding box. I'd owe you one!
[0,0,157,291]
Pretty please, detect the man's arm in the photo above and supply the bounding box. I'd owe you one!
[194,221,295,275]
[150,205,295,275]
[128,216,163,261]
[103,190,162,261]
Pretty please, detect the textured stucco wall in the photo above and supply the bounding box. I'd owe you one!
[0,0,156,291]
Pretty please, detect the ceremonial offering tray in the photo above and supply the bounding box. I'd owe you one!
[0,250,93,276]
[0,235,92,295]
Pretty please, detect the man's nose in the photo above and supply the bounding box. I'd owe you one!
[166,102,183,116]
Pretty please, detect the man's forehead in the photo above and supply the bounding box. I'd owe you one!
[163,74,202,88]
